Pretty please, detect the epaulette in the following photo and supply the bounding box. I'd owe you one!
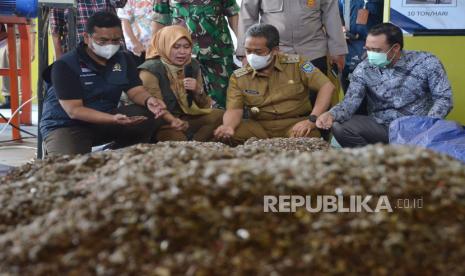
[280,54,300,64]
[233,67,253,78]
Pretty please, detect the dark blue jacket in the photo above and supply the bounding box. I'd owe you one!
[40,45,130,138]
[339,0,384,41]
[338,0,384,73]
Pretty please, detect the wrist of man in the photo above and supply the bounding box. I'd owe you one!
[328,110,338,121]
[223,123,236,130]
[328,109,337,119]
[308,114,318,124]
[110,113,121,125]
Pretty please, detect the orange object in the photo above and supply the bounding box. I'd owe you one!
[307,0,316,8]
[0,15,32,141]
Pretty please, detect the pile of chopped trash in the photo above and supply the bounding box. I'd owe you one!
[0,138,464,275]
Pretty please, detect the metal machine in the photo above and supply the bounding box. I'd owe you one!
[0,0,38,141]
[0,0,38,18]
[36,0,77,158]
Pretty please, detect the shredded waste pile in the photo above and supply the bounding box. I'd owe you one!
[0,138,464,275]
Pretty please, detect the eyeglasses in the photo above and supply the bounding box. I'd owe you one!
[245,49,271,56]
[363,47,385,53]
[363,45,395,53]
[91,36,122,46]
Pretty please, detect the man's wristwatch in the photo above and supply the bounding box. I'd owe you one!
[308,114,318,123]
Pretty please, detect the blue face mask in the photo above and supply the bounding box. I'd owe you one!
[367,45,395,68]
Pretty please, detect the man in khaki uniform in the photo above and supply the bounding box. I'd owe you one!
[214,24,335,145]
[236,0,348,74]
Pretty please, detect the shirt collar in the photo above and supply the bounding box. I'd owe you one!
[392,50,406,68]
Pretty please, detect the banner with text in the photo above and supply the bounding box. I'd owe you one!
[390,0,465,33]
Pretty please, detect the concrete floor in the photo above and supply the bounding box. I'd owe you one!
[0,105,38,174]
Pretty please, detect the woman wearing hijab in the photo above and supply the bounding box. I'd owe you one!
[139,25,224,142]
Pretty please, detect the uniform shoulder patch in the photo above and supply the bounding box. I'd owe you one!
[301,61,315,73]
[233,67,253,78]
[280,54,300,64]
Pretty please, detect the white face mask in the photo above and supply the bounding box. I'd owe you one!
[246,53,272,70]
[91,39,120,60]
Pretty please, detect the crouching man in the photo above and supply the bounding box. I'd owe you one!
[316,23,453,147]
[40,11,166,155]
[214,24,335,145]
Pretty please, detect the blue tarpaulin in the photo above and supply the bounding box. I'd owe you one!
[389,116,465,162]
[0,164,13,177]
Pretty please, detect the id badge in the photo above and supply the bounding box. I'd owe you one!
[356,9,369,25]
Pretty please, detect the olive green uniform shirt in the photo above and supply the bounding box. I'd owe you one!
[227,53,330,121]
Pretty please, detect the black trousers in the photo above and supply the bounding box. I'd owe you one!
[44,104,163,155]
[308,56,329,106]
[332,115,389,148]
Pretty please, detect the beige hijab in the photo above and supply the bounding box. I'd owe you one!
[146,26,211,115]
[146,25,192,65]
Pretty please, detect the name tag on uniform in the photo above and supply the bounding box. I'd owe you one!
[84,81,94,85]
[80,73,97,77]
[243,89,260,95]
[356,9,369,25]
[80,62,92,73]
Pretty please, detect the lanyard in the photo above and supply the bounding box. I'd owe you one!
[344,0,351,32]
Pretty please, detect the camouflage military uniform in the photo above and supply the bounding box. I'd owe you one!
[152,0,240,108]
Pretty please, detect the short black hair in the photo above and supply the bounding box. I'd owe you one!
[368,23,404,49]
[245,23,280,50]
[85,11,122,34]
